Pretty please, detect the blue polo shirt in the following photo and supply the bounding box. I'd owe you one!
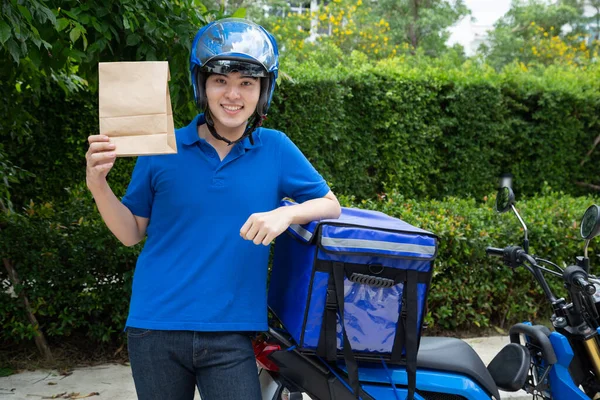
[121,114,329,331]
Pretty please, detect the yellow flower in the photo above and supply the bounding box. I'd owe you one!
[530,21,535,26]
[330,15,335,23]
[319,14,327,21]
[543,32,548,37]
[357,0,363,5]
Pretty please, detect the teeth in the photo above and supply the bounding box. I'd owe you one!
[223,105,242,111]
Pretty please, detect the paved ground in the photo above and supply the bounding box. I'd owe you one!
[0,336,530,399]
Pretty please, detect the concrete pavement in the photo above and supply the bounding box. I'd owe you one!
[0,336,530,399]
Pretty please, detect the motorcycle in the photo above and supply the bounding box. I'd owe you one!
[254,185,600,399]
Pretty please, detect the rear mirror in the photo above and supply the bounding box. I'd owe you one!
[496,187,515,214]
[581,205,600,240]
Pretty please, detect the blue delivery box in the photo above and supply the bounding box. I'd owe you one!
[268,200,438,383]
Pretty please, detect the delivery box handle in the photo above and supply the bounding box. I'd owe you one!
[348,272,395,288]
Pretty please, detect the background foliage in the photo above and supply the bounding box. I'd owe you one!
[2,0,600,355]
[2,185,598,345]
[479,0,600,69]
[267,59,600,200]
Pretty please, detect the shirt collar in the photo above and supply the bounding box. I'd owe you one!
[179,113,263,150]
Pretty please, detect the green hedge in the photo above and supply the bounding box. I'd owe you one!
[3,61,600,208]
[0,185,139,343]
[267,60,600,200]
[1,186,598,346]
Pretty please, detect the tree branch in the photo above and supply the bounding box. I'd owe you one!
[580,134,600,166]
[576,181,600,191]
[2,258,53,362]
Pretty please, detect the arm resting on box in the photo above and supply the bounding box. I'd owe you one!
[284,190,341,225]
[240,191,341,246]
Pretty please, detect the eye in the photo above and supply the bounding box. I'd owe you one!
[215,78,227,84]
[241,80,255,86]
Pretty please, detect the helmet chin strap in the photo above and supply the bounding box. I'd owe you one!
[204,108,264,146]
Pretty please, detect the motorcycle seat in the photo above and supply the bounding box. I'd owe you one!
[417,336,500,399]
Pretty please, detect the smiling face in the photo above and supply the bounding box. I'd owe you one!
[205,71,261,138]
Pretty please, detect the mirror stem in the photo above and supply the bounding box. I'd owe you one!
[511,204,529,253]
[584,239,591,259]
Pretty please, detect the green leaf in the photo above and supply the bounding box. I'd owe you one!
[61,9,78,20]
[28,44,41,68]
[91,19,103,33]
[17,5,32,23]
[193,0,208,13]
[56,18,70,32]
[122,16,130,30]
[0,20,11,45]
[69,26,81,44]
[40,5,57,27]
[6,38,20,63]
[31,33,41,49]
[147,48,157,61]
[231,8,247,18]
[82,34,87,51]
[96,7,109,18]
[126,33,140,46]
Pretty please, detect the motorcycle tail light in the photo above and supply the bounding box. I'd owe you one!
[253,339,281,372]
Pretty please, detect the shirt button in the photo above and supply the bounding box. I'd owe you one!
[212,178,224,187]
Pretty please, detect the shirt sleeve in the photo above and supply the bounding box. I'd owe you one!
[278,132,330,203]
[121,156,154,218]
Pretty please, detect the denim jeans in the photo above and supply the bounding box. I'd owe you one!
[127,329,261,400]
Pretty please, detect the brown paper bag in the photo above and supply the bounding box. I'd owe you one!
[98,61,177,156]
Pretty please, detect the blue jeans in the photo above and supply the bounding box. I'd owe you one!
[127,329,261,400]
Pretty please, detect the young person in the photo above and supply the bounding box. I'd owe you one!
[85,18,341,400]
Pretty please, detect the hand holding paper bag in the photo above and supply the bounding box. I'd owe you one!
[99,61,177,156]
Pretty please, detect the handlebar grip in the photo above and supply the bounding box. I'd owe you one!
[574,276,597,295]
[485,247,504,257]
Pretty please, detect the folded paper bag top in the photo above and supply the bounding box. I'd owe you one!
[99,61,177,156]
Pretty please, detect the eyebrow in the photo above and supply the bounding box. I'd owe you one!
[211,74,258,80]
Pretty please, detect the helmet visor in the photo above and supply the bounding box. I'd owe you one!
[204,59,268,78]
[194,18,277,73]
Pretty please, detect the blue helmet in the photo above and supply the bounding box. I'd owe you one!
[190,18,279,117]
